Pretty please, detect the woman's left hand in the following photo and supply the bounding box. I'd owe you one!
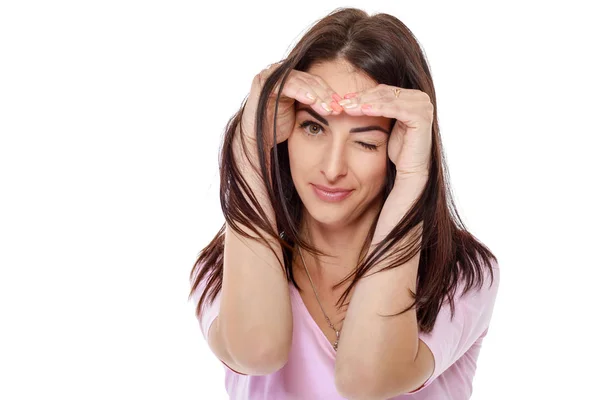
[338,84,434,179]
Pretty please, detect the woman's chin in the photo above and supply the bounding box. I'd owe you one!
[304,207,352,228]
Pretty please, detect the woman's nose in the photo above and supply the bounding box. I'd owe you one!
[320,139,348,182]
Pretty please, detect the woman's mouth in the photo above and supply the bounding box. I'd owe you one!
[311,184,354,202]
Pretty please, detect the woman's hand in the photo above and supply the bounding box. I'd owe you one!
[240,62,344,152]
[337,85,434,180]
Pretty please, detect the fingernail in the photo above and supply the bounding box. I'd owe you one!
[332,93,342,102]
[341,102,358,109]
[330,101,343,112]
[338,99,352,106]
[306,92,316,100]
[321,102,332,112]
[344,93,358,99]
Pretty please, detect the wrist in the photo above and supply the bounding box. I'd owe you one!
[394,168,429,183]
[387,174,428,209]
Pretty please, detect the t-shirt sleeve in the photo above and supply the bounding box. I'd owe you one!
[410,259,501,393]
[190,273,222,341]
[190,272,249,376]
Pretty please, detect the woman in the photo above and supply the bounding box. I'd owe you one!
[190,7,500,399]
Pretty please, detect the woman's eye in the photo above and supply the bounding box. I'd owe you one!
[358,142,378,151]
[299,121,323,136]
[298,120,379,151]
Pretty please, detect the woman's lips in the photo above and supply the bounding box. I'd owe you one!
[311,184,353,202]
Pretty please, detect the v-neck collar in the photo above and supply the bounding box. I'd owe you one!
[289,282,337,358]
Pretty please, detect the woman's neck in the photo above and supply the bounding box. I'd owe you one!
[294,201,382,285]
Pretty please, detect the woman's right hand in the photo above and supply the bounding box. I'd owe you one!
[239,62,343,153]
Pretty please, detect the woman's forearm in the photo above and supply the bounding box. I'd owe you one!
[219,131,293,373]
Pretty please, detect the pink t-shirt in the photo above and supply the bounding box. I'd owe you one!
[192,261,500,399]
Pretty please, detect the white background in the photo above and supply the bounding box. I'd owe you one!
[1,1,598,399]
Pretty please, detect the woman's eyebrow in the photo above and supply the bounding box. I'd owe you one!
[296,106,390,134]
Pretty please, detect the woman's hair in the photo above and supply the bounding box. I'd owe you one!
[189,7,497,333]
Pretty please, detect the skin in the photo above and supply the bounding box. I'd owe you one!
[287,58,393,286]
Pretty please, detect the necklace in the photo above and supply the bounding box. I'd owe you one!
[297,246,341,351]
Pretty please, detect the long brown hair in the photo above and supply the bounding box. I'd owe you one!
[189,7,497,334]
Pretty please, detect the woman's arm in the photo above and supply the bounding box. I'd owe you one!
[212,128,293,375]
[335,176,432,398]
[208,63,340,375]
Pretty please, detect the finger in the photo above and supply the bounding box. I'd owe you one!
[304,73,344,115]
[291,72,345,115]
[276,77,318,105]
[359,100,428,129]
[340,85,383,106]
[264,67,344,116]
[338,84,419,114]
[278,72,341,116]
[340,89,423,118]
[275,76,326,114]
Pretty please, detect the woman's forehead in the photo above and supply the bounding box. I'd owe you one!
[306,59,378,95]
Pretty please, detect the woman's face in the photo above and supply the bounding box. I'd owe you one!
[287,59,392,229]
